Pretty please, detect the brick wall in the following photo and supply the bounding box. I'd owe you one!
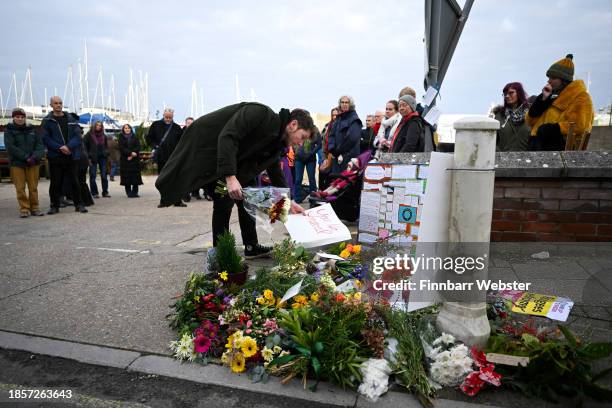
[491,179,612,241]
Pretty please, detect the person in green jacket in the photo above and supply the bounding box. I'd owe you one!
[492,82,531,151]
[4,108,45,217]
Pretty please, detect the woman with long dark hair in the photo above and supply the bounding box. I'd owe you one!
[491,82,531,151]
[118,124,143,197]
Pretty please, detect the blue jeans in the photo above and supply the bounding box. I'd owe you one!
[293,160,317,202]
[89,157,108,195]
[110,161,118,177]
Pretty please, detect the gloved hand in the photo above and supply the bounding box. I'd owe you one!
[536,123,561,138]
[25,156,37,167]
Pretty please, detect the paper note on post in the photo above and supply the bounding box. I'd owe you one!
[285,203,352,248]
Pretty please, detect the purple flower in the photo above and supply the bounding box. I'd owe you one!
[223,296,232,304]
[215,288,224,297]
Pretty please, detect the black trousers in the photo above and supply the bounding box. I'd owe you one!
[209,183,258,248]
[49,158,81,208]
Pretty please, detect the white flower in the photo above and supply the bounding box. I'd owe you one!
[320,274,337,290]
[433,333,455,346]
[272,345,282,354]
[450,344,468,358]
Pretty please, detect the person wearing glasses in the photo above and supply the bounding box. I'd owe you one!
[328,95,362,173]
[491,82,531,151]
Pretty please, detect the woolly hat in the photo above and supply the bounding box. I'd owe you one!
[399,94,417,111]
[546,54,574,82]
[11,107,26,117]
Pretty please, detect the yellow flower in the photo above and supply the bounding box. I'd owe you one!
[261,347,274,362]
[354,279,363,289]
[231,353,246,373]
[354,292,362,301]
[273,345,282,354]
[310,293,319,302]
[240,336,258,358]
[339,249,350,259]
[194,295,200,302]
[279,350,290,357]
[276,298,286,308]
[263,289,274,300]
[291,302,302,309]
[266,297,276,306]
[353,245,361,254]
[219,271,228,281]
[294,295,308,304]
[256,297,265,305]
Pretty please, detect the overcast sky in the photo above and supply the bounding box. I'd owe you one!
[1,0,611,121]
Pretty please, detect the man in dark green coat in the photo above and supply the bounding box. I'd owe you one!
[155,103,314,258]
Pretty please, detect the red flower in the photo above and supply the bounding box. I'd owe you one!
[335,293,346,302]
[203,294,215,303]
[203,302,217,310]
[471,347,488,368]
[478,365,501,387]
[460,372,485,397]
[238,314,251,324]
[193,335,212,353]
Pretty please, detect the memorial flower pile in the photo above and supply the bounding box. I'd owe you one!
[167,239,612,407]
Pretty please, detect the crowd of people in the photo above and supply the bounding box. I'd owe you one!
[4,53,595,228]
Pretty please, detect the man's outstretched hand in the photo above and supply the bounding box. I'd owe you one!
[225,175,244,200]
[290,200,305,215]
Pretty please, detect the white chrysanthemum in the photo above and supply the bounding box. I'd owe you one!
[273,345,282,354]
[433,333,455,346]
[450,344,468,358]
[436,350,451,362]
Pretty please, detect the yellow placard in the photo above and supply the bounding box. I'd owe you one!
[511,292,557,316]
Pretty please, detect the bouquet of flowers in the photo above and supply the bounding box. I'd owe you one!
[216,182,291,231]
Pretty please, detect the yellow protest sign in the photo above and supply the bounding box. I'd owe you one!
[511,292,557,317]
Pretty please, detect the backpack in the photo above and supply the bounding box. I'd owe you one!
[414,116,436,153]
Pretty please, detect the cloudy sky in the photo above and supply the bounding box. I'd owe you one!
[1,0,611,121]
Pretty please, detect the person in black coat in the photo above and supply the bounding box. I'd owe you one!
[145,108,183,173]
[119,124,143,198]
[390,94,425,153]
[84,120,110,198]
[328,96,362,173]
[155,103,314,259]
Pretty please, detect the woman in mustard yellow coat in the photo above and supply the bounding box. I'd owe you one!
[526,54,594,151]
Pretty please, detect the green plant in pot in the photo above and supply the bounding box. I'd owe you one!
[216,231,248,286]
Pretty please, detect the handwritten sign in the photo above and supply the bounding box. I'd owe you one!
[486,353,530,367]
[285,203,352,248]
[503,290,574,322]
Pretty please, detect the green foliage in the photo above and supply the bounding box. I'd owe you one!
[380,306,436,408]
[166,272,218,333]
[271,298,371,391]
[486,324,612,402]
[242,267,317,297]
[216,231,243,275]
[272,239,312,273]
[135,123,149,151]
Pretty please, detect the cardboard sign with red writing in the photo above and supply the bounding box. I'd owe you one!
[285,203,352,248]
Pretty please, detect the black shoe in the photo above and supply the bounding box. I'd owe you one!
[47,207,59,215]
[76,205,88,213]
[109,176,115,181]
[183,196,191,202]
[61,198,73,207]
[20,213,29,218]
[244,244,272,259]
[92,194,100,199]
[174,202,187,207]
[102,192,111,198]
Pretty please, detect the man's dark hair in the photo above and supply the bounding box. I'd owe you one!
[290,108,315,133]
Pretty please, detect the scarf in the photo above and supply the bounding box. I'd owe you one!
[93,130,105,145]
[504,103,528,126]
[389,111,419,150]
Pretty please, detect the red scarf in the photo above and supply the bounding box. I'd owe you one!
[389,112,419,151]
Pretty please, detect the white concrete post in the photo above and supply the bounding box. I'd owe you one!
[436,116,499,347]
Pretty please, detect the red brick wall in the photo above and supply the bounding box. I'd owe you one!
[491,179,612,242]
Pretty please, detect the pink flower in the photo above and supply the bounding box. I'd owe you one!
[246,320,253,328]
[194,335,212,354]
[245,329,252,334]
[470,347,488,368]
